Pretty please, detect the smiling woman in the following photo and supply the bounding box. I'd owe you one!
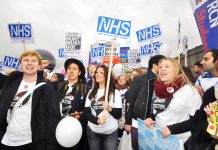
[84,65,122,150]
[144,57,202,149]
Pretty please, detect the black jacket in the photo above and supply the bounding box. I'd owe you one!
[0,71,61,150]
[54,80,87,120]
[54,80,89,150]
[125,70,156,125]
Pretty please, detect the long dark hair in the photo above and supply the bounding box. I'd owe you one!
[88,65,115,102]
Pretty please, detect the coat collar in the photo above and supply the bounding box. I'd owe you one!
[147,70,157,80]
[10,71,45,113]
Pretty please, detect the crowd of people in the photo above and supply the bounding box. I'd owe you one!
[0,49,217,150]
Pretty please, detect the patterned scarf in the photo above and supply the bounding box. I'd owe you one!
[154,76,185,98]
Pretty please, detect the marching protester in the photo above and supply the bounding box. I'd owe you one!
[54,58,88,150]
[184,82,218,150]
[87,64,97,91]
[125,55,164,150]
[195,49,218,96]
[49,73,65,82]
[0,50,61,150]
[192,61,204,79]
[129,69,144,82]
[115,74,129,138]
[182,67,196,84]
[84,65,122,150]
[144,57,202,149]
[165,60,218,149]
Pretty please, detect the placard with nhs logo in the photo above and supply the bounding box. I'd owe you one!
[58,48,65,58]
[90,43,105,64]
[3,56,21,70]
[8,24,34,43]
[138,118,182,150]
[136,24,161,43]
[0,62,4,72]
[96,16,131,42]
[136,24,161,56]
[139,41,160,56]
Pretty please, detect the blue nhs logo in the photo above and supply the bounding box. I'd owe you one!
[136,24,161,43]
[140,42,160,56]
[3,56,20,70]
[91,47,104,57]
[97,16,131,37]
[8,24,32,38]
[58,48,65,58]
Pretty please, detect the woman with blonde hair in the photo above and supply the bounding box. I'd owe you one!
[130,69,144,82]
[116,74,129,138]
[144,57,202,149]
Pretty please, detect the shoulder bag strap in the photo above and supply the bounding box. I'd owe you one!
[9,82,46,122]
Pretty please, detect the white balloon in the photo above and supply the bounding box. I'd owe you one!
[112,64,124,78]
[56,116,82,148]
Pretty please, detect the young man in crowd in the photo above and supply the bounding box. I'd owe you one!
[0,50,61,150]
[124,55,164,150]
[195,49,218,96]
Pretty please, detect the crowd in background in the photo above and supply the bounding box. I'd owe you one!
[0,49,217,150]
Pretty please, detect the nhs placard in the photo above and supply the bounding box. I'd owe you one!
[8,24,34,43]
[0,62,4,71]
[3,56,20,70]
[136,24,161,43]
[97,16,131,38]
[58,48,65,58]
[140,41,160,56]
[91,47,104,57]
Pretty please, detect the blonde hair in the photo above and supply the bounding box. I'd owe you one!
[19,50,42,64]
[157,57,191,85]
[118,73,130,82]
[131,69,144,75]
[87,64,97,71]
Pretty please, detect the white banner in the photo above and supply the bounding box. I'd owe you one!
[65,32,81,58]
[128,49,141,68]
[8,23,34,43]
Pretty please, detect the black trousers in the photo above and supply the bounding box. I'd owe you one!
[0,143,32,150]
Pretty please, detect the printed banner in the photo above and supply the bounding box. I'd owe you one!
[128,49,141,68]
[136,24,161,43]
[182,36,188,54]
[138,119,182,150]
[120,47,129,63]
[89,42,105,64]
[103,42,120,64]
[189,0,218,52]
[58,48,65,58]
[96,16,131,42]
[65,32,81,58]
[139,41,160,56]
[0,62,4,72]
[3,56,21,70]
[136,24,161,56]
[8,23,34,43]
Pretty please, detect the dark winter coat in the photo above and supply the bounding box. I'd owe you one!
[0,71,61,150]
[125,70,156,125]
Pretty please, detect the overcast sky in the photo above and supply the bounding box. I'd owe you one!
[0,0,202,71]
